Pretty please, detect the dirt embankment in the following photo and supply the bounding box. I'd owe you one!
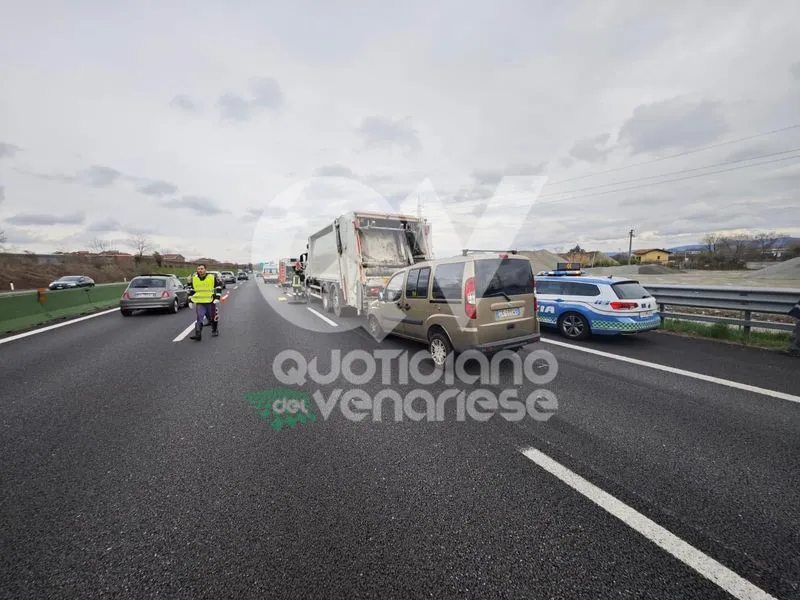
[0,255,140,290]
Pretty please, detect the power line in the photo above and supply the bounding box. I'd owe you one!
[536,147,800,199]
[543,122,800,187]
[446,149,800,209]
[535,153,800,206]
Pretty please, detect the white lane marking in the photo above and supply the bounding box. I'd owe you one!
[173,322,196,342]
[519,446,777,600]
[307,307,338,327]
[0,308,118,346]
[234,285,239,290]
[541,338,800,405]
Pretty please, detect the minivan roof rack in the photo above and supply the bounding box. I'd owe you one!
[461,249,518,256]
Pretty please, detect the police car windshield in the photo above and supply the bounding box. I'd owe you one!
[475,258,533,297]
[612,281,651,299]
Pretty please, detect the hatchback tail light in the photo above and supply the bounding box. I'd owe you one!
[464,276,477,320]
[610,301,637,310]
[122,291,130,299]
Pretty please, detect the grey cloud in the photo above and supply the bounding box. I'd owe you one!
[619,98,729,155]
[0,185,4,204]
[84,165,121,187]
[2,227,43,245]
[170,94,199,112]
[6,211,85,226]
[87,218,122,232]
[0,142,22,159]
[569,133,614,164]
[314,164,356,178]
[218,77,284,122]
[246,206,288,219]
[250,77,284,110]
[471,162,548,187]
[792,61,800,81]
[138,180,179,197]
[356,116,421,154]
[219,93,252,121]
[162,196,227,216]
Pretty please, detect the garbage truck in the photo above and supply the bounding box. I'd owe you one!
[302,211,432,317]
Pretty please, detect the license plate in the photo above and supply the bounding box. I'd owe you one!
[139,292,157,297]
[495,307,521,320]
[640,310,655,318]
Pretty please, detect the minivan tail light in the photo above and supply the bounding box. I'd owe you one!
[610,301,637,310]
[464,277,477,319]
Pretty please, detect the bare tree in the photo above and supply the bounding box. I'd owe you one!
[0,229,6,249]
[128,234,152,264]
[753,231,779,259]
[89,237,111,253]
[152,251,163,267]
[702,233,719,255]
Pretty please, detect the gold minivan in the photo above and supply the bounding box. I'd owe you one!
[366,251,541,366]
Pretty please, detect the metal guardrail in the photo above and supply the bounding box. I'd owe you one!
[641,284,800,334]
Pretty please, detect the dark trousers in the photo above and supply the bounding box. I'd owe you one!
[195,302,218,327]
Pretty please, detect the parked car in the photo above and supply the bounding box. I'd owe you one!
[220,271,236,285]
[534,269,660,340]
[367,251,540,367]
[48,275,95,290]
[120,274,189,316]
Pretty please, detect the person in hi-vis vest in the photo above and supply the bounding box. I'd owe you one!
[186,264,222,341]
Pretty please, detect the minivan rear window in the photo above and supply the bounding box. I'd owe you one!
[130,278,167,288]
[475,259,533,297]
[612,281,651,299]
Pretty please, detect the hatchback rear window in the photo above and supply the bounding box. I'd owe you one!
[475,258,533,297]
[130,278,167,288]
[612,281,651,299]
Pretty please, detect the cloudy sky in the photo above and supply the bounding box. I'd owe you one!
[1,1,800,263]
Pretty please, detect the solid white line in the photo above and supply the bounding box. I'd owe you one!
[173,322,196,342]
[519,446,777,600]
[0,308,118,345]
[234,285,239,290]
[307,307,338,327]
[540,338,800,404]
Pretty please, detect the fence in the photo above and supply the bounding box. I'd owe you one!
[641,284,799,334]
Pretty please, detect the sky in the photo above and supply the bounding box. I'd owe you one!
[1,0,800,264]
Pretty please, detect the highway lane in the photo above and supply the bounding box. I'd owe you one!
[0,279,797,598]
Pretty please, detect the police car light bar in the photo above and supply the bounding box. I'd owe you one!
[537,269,585,276]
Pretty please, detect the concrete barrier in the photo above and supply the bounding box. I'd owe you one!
[0,283,128,335]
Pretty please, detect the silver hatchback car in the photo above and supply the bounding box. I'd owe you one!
[120,275,190,316]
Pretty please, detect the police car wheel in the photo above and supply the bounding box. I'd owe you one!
[559,312,589,340]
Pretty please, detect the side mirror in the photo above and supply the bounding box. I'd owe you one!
[378,290,385,301]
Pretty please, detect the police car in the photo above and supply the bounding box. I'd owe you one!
[534,264,661,340]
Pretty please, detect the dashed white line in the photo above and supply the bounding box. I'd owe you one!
[518,446,777,600]
[0,308,118,345]
[173,322,196,342]
[307,307,338,327]
[540,338,800,404]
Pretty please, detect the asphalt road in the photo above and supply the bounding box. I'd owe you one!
[1,279,798,599]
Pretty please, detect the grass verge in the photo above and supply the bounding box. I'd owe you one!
[660,319,792,350]
[0,301,120,338]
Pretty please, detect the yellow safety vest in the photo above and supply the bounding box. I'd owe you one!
[191,274,215,303]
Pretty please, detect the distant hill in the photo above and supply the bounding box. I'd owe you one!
[668,236,799,253]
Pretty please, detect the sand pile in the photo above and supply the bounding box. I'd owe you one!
[747,257,800,280]
[518,250,563,273]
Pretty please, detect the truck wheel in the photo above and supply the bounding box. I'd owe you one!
[333,287,345,317]
[322,287,332,312]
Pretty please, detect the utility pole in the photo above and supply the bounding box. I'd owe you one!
[627,228,635,265]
